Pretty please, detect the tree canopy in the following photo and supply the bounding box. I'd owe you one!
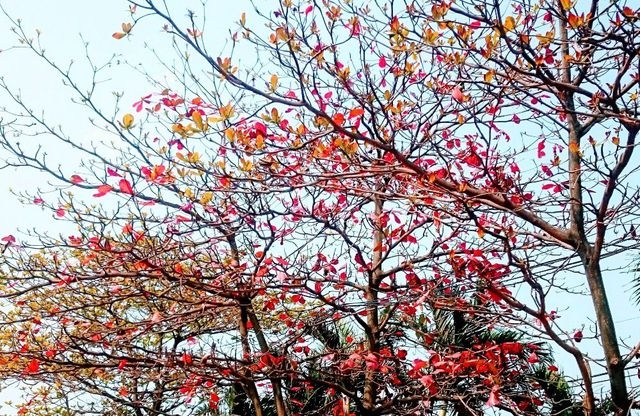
[1,1,640,415]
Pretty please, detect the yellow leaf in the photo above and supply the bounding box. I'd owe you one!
[240,12,246,27]
[484,70,495,83]
[504,16,516,32]
[560,0,572,10]
[218,103,235,121]
[183,188,194,200]
[269,74,279,92]
[122,113,134,129]
[199,191,213,205]
[239,159,254,172]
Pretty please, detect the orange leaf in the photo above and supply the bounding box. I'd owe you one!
[567,13,584,29]
[504,16,516,31]
[112,32,127,40]
[269,74,279,92]
[568,142,580,153]
[192,110,205,131]
[348,107,364,118]
[93,184,113,197]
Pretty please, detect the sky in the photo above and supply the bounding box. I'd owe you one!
[0,1,639,414]
[0,1,246,413]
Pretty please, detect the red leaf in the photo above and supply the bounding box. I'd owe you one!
[527,352,540,363]
[119,179,134,195]
[332,112,345,126]
[304,5,313,15]
[486,386,500,407]
[402,234,418,244]
[93,185,113,197]
[25,359,40,374]
[181,353,193,365]
[379,56,387,68]
[209,392,220,409]
[501,342,523,355]
[70,174,85,184]
[573,330,583,342]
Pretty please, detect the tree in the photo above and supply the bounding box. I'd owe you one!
[1,0,640,415]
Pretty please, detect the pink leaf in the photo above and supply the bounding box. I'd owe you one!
[379,56,387,68]
[486,386,500,407]
[107,167,122,177]
[304,5,313,15]
[70,175,85,184]
[451,86,465,103]
[119,179,134,195]
[538,140,545,159]
[93,184,113,197]
[1,235,16,244]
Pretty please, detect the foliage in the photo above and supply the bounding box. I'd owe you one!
[1,0,640,415]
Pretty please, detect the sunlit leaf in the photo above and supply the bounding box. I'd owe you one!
[121,113,134,129]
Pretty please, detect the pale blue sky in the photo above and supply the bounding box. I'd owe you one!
[0,1,246,413]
